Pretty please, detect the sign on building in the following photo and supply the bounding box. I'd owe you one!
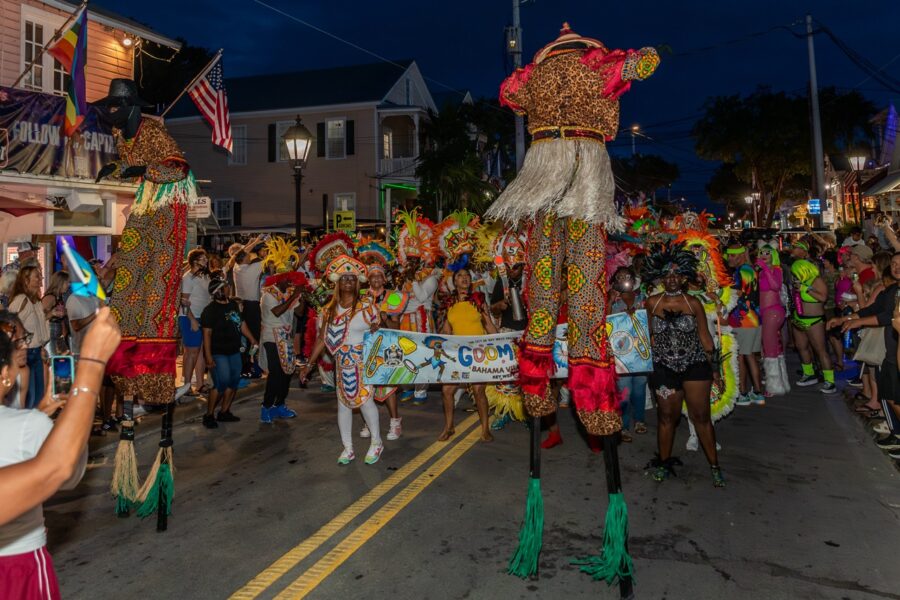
[189,196,211,219]
[334,210,356,231]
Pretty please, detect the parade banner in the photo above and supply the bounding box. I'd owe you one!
[0,86,117,180]
[361,310,651,385]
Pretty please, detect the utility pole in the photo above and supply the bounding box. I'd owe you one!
[806,14,827,228]
[510,0,525,171]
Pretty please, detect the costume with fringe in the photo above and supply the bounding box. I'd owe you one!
[491,23,657,591]
[106,118,197,403]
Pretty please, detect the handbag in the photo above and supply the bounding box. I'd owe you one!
[853,327,886,367]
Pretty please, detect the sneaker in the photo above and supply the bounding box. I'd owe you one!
[412,394,427,406]
[364,443,384,465]
[453,388,466,408]
[889,449,900,460]
[399,390,414,403]
[875,435,900,450]
[748,391,766,406]
[387,418,402,441]
[271,405,297,419]
[360,424,371,438]
[847,377,863,388]
[175,383,192,401]
[131,404,148,418]
[541,430,563,449]
[101,418,119,432]
[820,382,837,395]
[735,394,752,406]
[217,411,241,422]
[260,406,273,424]
[237,378,250,389]
[490,413,511,431]
[711,465,726,488]
[796,374,820,387]
[202,414,219,429]
[686,434,699,452]
[321,385,336,393]
[337,448,355,465]
[872,422,890,435]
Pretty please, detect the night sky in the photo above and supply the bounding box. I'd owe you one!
[101,0,899,207]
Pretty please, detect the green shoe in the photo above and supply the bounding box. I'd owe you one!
[711,465,726,488]
[337,448,355,465]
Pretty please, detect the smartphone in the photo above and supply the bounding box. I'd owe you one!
[51,355,75,397]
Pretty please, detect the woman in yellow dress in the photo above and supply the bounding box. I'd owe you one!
[438,268,497,442]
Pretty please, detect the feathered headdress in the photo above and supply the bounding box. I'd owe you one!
[604,245,633,287]
[308,232,355,276]
[673,211,730,292]
[263,237,301,274]
[264,270,310,289]
[642,242,699,283]
[394,207,438,265]
[436,209,480,263]
[474,221,527,267]
[357,239,395,267]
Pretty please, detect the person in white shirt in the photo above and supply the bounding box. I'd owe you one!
[180,249,211,395]
[398,256,440,404]
[259,271,304,423]
[841,227,865,248]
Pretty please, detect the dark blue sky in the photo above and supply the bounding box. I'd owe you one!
[104,0,899,207]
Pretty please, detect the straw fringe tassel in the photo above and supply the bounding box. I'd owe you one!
[135,446,174,518]
[110,420,140,514]
[572,492,633,586]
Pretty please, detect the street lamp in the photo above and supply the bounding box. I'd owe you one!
[744,195,754,227]
[848,154,867,224]
[282,115,314,242]
[630,124,639,156]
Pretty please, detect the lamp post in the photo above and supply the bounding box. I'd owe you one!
[744,195,754,227]
[848,155,866,224]
[282,115,314,242]
[630,124,639,156]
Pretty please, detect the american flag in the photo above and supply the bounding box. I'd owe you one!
[188,58,233,153]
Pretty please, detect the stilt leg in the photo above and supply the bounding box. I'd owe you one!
[508,416,545,578]
[602,435,634,600]
[157,403,175,532]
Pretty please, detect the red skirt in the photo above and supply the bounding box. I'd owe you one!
[0,546,61,600]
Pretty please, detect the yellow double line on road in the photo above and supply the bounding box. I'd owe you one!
[229,413,481,600]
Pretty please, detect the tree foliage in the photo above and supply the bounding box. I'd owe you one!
[612,154,680,199]
[134,40,214,108]
[694,87,876,226]
[416,103,497,216]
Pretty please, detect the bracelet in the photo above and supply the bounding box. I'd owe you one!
[71,386,99,400]
[79,357,107,367]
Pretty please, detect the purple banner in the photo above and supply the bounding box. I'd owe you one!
[0,86,117,180]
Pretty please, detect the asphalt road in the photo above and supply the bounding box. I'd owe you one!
[48,367,900,600]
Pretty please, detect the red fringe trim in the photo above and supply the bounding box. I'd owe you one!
[499,65,534,113]
[518,344,554,397]
[581,48,632,100]
[107,339,177,378]
[569,363,620,413]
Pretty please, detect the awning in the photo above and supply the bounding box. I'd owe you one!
[867,171,900,195]
[0,194,58,217]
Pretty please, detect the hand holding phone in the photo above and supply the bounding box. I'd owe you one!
[51,355,75,398]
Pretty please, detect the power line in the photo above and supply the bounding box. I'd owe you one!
[815,21,900,93]
[669,22,804,57]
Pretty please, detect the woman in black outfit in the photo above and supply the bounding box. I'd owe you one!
[643,244,724,487]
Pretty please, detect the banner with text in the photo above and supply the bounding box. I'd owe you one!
[0,86,118,180]
[361,310,651,385]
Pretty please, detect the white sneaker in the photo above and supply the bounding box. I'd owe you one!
[365,443,384,465]
[359,424,371,438]
[132,404,147,418]
[337,448,355,465]
[686,434,699,452]
[872,421,890,435]
[387,418,402,441]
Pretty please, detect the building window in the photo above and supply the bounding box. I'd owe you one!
[23,20,44,91]
[382,127,393,159]
[50,192,114,232]
[326,119,346,159]
[276,120,293,162]
[333,193,355,213]
[214,198,234,227]
[228,125,247,166]
[52,58,70,96]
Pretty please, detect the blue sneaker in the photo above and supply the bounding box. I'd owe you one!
[321,385,335,393]
[490,413,511,431]
[260,406,273,424]
[271,404,297,419]
[237,378,250,389]
[399,390,414,403]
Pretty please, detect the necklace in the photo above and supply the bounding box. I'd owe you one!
[664,290,682,297]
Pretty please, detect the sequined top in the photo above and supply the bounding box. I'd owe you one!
[114,118,189,184]
[500,47,660,139]
[651,311,707,372]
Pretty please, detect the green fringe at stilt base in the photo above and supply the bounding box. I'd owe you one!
[507,477,544,578]
[115,494,132,516]
[571,492,634,586]
[135,463,174,519]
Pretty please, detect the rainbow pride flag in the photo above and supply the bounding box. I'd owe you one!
[47,7,87,137]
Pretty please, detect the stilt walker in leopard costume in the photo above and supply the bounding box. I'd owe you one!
[95,79,198,530]
[486,24,659,592]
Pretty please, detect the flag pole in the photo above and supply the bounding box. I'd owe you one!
[10,1,88,89]
[159,48,223,118]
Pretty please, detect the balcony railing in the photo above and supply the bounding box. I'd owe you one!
[379,157,417,178]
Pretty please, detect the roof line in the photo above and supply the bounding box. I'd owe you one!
[42,0,181,49]
[165,101,380,124]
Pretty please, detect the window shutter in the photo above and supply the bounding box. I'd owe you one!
[346,120,355,156]
[267,124,276,162]
[317,122,326,157]
[233,201,242,226]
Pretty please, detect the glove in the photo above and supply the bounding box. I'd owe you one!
[120,165,147,180]
[95,162,118,183]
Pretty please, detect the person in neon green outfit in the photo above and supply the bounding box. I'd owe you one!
[789,260,837,394]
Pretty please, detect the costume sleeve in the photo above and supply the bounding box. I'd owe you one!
[581,46,660,99]
[499,64,534,115]
[118,119,190,184]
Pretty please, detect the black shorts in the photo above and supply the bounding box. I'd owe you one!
[877,363,900,404]
[649,361,712,398]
